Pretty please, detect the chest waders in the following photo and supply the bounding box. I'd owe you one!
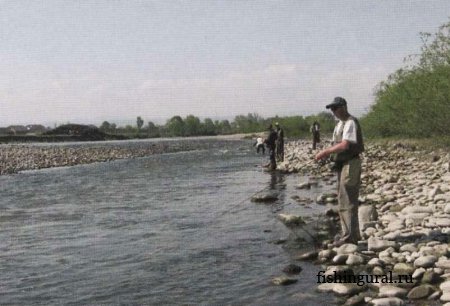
[331,116,364,244]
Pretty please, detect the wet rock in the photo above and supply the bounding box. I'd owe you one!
[317,283,334,293]
[277,214,305,226]
[282,264,303,274]
[272,276,297,285]
[296,182,311,189]
[295,250,318,261]
[251,193,278,203]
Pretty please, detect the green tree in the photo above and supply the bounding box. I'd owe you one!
[184,115,202,136]
[166,116,185,137]
[99,121,111,133]
[147,121,160,138]
[203,118,216,135]
[361,20,450,138]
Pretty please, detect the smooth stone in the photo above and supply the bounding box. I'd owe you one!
[400,243,418,253]
[402,206,433,214]
[318,249,336,260]
[333,254,348,265]
[440,280,450,291]
[346,254,365,266]
[372,266,385,275]
[369,297,405,306]
[343,294,365,306]
[393,263,415,274]
[337,243,358,255]
[368,258,385,267]
[296,251,318,261]
[272,276,297,285]
[436,260,450,269]
[407,284,433,299]
[414,255,438,268]
[442,293,450,302]
[317,283,334,292]
[378,285,407,298]
[412,267,426,279]
[445,203,450,214]
[332,283,365,296]
[368,237,398,252]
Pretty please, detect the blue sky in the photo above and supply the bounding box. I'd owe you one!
[0,0,449,126]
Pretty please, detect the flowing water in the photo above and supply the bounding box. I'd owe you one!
[0,139,334,305]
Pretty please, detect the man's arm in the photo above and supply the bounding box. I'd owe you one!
[314,140,350,160]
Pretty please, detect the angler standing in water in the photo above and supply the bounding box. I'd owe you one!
[315,97,364,245]
[311,120,321,150]
[275,122,284,162]
[264,124,278,171]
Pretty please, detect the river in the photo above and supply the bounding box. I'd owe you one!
[0,139,334,305]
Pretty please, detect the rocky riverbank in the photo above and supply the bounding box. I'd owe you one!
[0,140,223,175]
[277,139,450,305]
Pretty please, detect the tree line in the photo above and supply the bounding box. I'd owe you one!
[98,112,336,138]
[361,19,450,138]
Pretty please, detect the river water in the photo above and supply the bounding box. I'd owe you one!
[0,139,334,305]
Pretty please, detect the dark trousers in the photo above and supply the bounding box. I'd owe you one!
[312,133,320,149]
[268,148,276,170]
[256,144,265,154]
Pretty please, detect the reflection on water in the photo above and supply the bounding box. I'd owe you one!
[0,139,332,305]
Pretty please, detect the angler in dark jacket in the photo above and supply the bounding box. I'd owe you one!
[315,97,364,246]
[264,124,278,170]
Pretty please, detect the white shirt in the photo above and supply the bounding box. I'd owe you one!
[256,137,264,145]
[333,119,357,143]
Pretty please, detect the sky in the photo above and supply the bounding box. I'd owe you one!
[0,0,449,126]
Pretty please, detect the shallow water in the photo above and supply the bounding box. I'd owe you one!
[0,139,334,305]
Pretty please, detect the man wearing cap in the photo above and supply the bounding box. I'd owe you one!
[264,124,278,170]
[315,97,364,245]
[275,122,284,162]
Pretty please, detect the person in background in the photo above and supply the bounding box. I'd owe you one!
[264,124,278,170]
[315,97,364,245]
[254,137,265,154]
[275,122,284,162]
[311,120,321,150]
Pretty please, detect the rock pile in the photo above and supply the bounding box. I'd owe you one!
[281,140,450,305]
